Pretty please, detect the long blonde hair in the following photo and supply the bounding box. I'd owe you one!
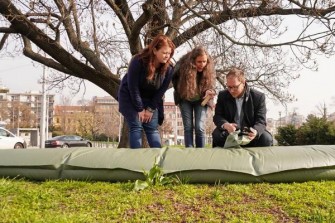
[176,46,215,100]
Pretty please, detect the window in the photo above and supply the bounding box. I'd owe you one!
[0,129,7,137]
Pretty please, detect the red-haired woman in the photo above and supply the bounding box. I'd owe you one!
[118,34,175,148]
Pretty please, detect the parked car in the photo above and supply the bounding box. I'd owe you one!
[0,127,27,149]
[45,135,92,148]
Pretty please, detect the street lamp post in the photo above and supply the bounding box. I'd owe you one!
[17,106,20,136]
[39,66,47,148]
[45,96,49,140]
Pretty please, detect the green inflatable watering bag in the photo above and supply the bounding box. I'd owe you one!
[0,145,335,183]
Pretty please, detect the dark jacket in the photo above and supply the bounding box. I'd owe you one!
[172,62,183,105]
[213,83,267,136]
[118,55,173,124]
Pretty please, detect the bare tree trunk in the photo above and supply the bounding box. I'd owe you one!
[118,121,129,148]
[142,132,149,148]
[117,120,150,148]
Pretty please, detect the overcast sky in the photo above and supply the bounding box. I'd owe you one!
[1,55,335,119]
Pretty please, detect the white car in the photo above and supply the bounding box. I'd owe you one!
[0,127,27,149]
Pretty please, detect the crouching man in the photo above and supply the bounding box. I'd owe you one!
[212,67,273,148]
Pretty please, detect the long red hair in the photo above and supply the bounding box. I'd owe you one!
[139,34,175,80]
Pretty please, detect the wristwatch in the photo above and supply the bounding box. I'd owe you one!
[146,107,155,113]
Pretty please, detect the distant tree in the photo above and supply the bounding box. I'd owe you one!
[5,101,37,129]
[84,99,121,141]
[2,1,335,147]
[316,102,328,119]
[275,124,298,146]
[276,115,335,146]
[59,95,73,106]
[17,103,36,128]
[205,110,215,145]
[97,105,120,142]
[0,101,9,123]
[159,120,173,144]
[49,125,63,137]
[76,111,95,139]
[295,115,335,145]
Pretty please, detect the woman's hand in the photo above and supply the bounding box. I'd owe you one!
[138,110,154,123]
[201,89,216,107]
[207,100,215,111]
[138,110,146,123]
[144,110,153,123]
[204,89,216,99]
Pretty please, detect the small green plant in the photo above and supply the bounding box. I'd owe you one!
[309,209,335,223]
[211,180,222,200]
[172,174,190,185]
[133,162,177,191]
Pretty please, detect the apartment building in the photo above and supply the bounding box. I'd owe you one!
[0,84,54,129]
[54,96,121,140]
[161,102,184,145]
[92,96,121,140]
[53,105,94,135]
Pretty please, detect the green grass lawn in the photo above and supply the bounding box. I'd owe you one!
[1,178,335,222]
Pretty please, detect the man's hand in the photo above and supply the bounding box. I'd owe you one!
[223,123,237,133]
[247,127,257,140]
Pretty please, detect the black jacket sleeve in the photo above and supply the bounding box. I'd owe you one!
[172,62,181,105]
[213,91,232,130]
[245,90,267,135]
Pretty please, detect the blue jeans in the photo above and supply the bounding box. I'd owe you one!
[125,110,161,149]
[179,100,207,148]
